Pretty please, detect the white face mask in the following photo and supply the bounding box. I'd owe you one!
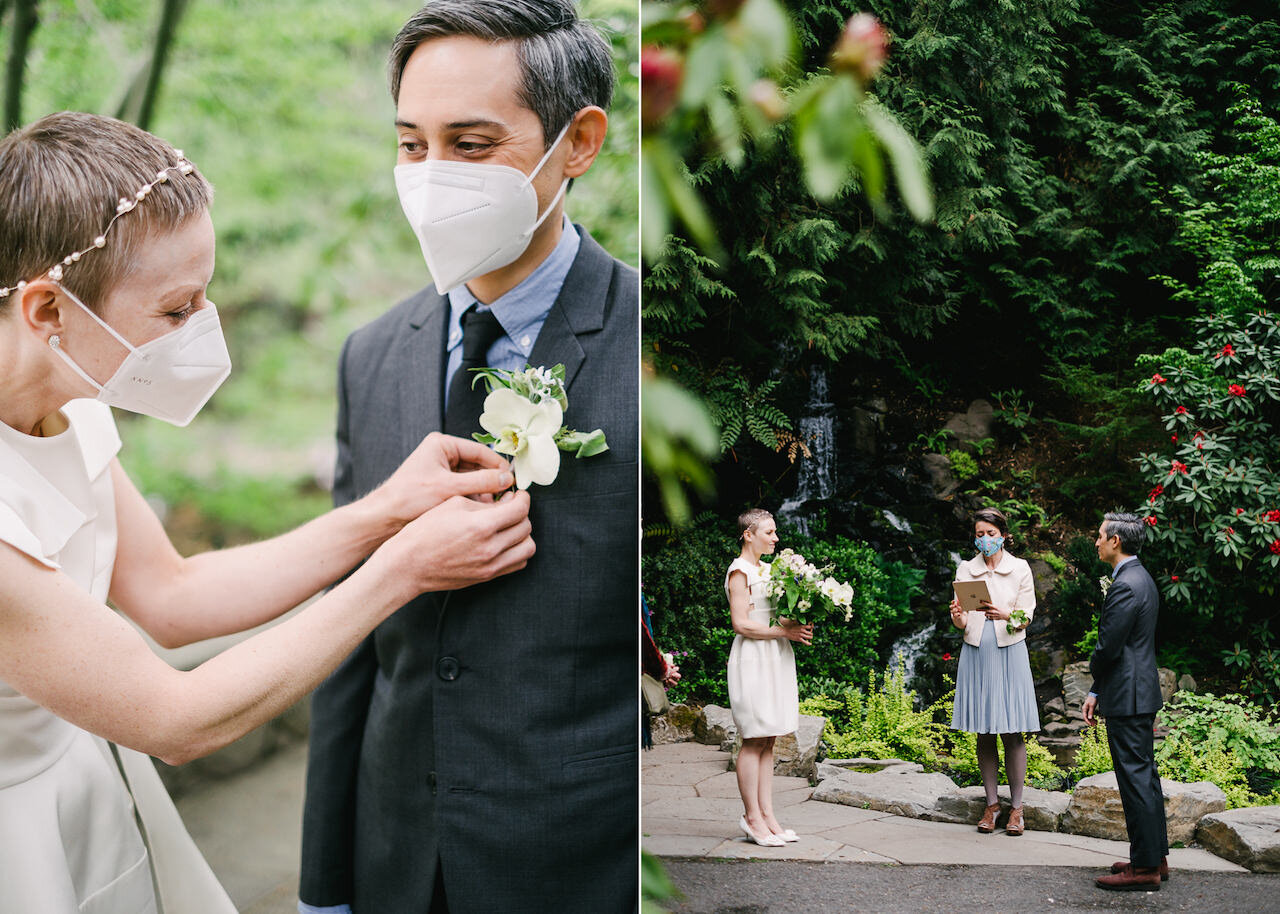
[48,284,231,427]
[393,121,572,293]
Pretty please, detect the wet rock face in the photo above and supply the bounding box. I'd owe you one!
[943,399,995,447]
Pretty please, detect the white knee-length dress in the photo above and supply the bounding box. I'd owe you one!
[0,400,235,914]
[725,557,799,738]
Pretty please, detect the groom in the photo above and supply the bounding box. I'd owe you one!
[1082,512,1169,891]
[298,2,638,911]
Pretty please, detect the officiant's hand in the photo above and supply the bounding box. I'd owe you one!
[373,432,514,526]
[980,600,1011,622]
[383,490,534,593]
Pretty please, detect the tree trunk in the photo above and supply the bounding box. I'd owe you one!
[4,0,38,132]
[117,0,191,130]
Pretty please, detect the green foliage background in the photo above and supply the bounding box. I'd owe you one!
[643,0,1280,699]
[6,0,637,544]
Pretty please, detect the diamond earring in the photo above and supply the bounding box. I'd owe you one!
[49,334,61,349]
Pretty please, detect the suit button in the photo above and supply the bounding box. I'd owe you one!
[437,656,460,681]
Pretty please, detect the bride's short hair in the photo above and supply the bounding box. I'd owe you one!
[737,508,773,542]
[0,112,212,313]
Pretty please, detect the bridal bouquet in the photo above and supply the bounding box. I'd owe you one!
[760,548,855,625]
[473,364,608,490]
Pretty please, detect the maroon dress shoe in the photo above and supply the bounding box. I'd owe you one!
[1110,856,1169,880]
[1096,864,1161,891]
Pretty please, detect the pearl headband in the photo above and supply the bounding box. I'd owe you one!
[0,151,196,300]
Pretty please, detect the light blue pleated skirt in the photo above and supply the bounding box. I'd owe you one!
[951,619,1041,734]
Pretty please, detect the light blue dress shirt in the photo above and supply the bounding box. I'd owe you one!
[297,219,580,914]
[442,217,580,409]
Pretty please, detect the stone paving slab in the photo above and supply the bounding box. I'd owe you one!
[641,741,1249,874]
[708,835,845,861]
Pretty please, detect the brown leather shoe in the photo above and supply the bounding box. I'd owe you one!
[1005,806,1023,836]
[1096,864,1161,891]
[1110,856,1169,880]
[976,802,1000,833]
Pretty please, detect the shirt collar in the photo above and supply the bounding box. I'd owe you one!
[1112,554,1137,577]
[446,216,580,358]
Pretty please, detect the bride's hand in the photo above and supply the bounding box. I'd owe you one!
[371,432,514,525]
[377,490,534,594]
[781,620,814,645]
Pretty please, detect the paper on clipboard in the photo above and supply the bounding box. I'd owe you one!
[952,580,992,614]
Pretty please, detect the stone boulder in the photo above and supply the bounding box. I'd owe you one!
[1061,661,1093,711]
[1027,559,1058,601]
[1178,673,1197,694]
[649,703,698,745]
[1062,772,1226,843]
[921,452,957,499]
[944,399,995,447]
[1196,806,1280,873]
[815,759,923,783]
[694,704,737,746]
[812,768,958,819]
[729,714,825,779]
[930,785,1070,832]
[1158,667,1178,704]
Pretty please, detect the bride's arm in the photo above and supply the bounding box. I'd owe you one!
[0,492,533,765]
[109,433,512,648]
[727,571,791,640]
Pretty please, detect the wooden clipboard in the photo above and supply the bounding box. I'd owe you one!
[952,580,992,614]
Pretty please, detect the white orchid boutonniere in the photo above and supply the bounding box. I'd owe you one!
[1099,575,1112,599]
[472,364,608,490]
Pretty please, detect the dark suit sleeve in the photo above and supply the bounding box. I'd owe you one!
[299,336,378,905]
[1089,580,1137,696]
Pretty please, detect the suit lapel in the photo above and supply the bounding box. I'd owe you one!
[398,288,450,459]
[526,228,612,394]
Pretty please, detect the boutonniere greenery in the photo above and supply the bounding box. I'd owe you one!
[473,364,608,490]
[1099,575,1112,598]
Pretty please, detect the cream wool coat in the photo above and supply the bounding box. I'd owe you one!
[954,552,1036,648]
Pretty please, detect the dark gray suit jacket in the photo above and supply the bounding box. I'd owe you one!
[299,229,638,912]
[1089,557,1162,718]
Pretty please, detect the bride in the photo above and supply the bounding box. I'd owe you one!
[0,111,535,913]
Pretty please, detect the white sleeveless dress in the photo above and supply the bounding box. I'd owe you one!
[724,557,799,738]
[0,400,235,914]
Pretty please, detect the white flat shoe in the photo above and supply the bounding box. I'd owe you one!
[739,816,785,847]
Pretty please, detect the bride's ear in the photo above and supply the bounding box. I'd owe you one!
[17,280,66,341]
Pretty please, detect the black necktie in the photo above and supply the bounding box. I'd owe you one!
[444,306,506,438]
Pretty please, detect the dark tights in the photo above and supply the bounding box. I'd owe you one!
[976,732,1027,807]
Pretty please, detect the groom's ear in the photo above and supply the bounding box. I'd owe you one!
[562,107,608,180]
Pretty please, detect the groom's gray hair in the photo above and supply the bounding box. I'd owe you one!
[1103,512,1145,555]
[389,0,616,148]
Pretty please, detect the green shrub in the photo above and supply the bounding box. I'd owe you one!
[801,664,947,768]
[1071,722,1114,780]
[1157,691,1280,805]
[1156,732,1257,809]
[1136,309,1280,703]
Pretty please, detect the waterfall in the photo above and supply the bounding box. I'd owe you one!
[888,624,934,686]
[778,368,836,536]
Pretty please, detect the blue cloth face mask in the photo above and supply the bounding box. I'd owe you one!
[974,534,1004,557]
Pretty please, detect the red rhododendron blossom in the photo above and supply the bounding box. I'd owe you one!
[1271,540,1280,556]
[1171,575,1179,582]
[1217,344,1235,358]
[942,652,952,661]
[1151,374,1167,384]
[1236,508,1245,515]
[1267,510,1280,523]
[1229,383,1246,397]
[1170,461,1188,475]
[1224,527,1235,535]
[1145,516,1158,527]
[1175,405,1188,415]
[1171,434,1178,443]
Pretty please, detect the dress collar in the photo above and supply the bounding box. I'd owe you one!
[965,551,1017,575]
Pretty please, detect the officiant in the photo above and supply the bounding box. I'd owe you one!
[947,506,1040,837]
[298,2,639,912]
